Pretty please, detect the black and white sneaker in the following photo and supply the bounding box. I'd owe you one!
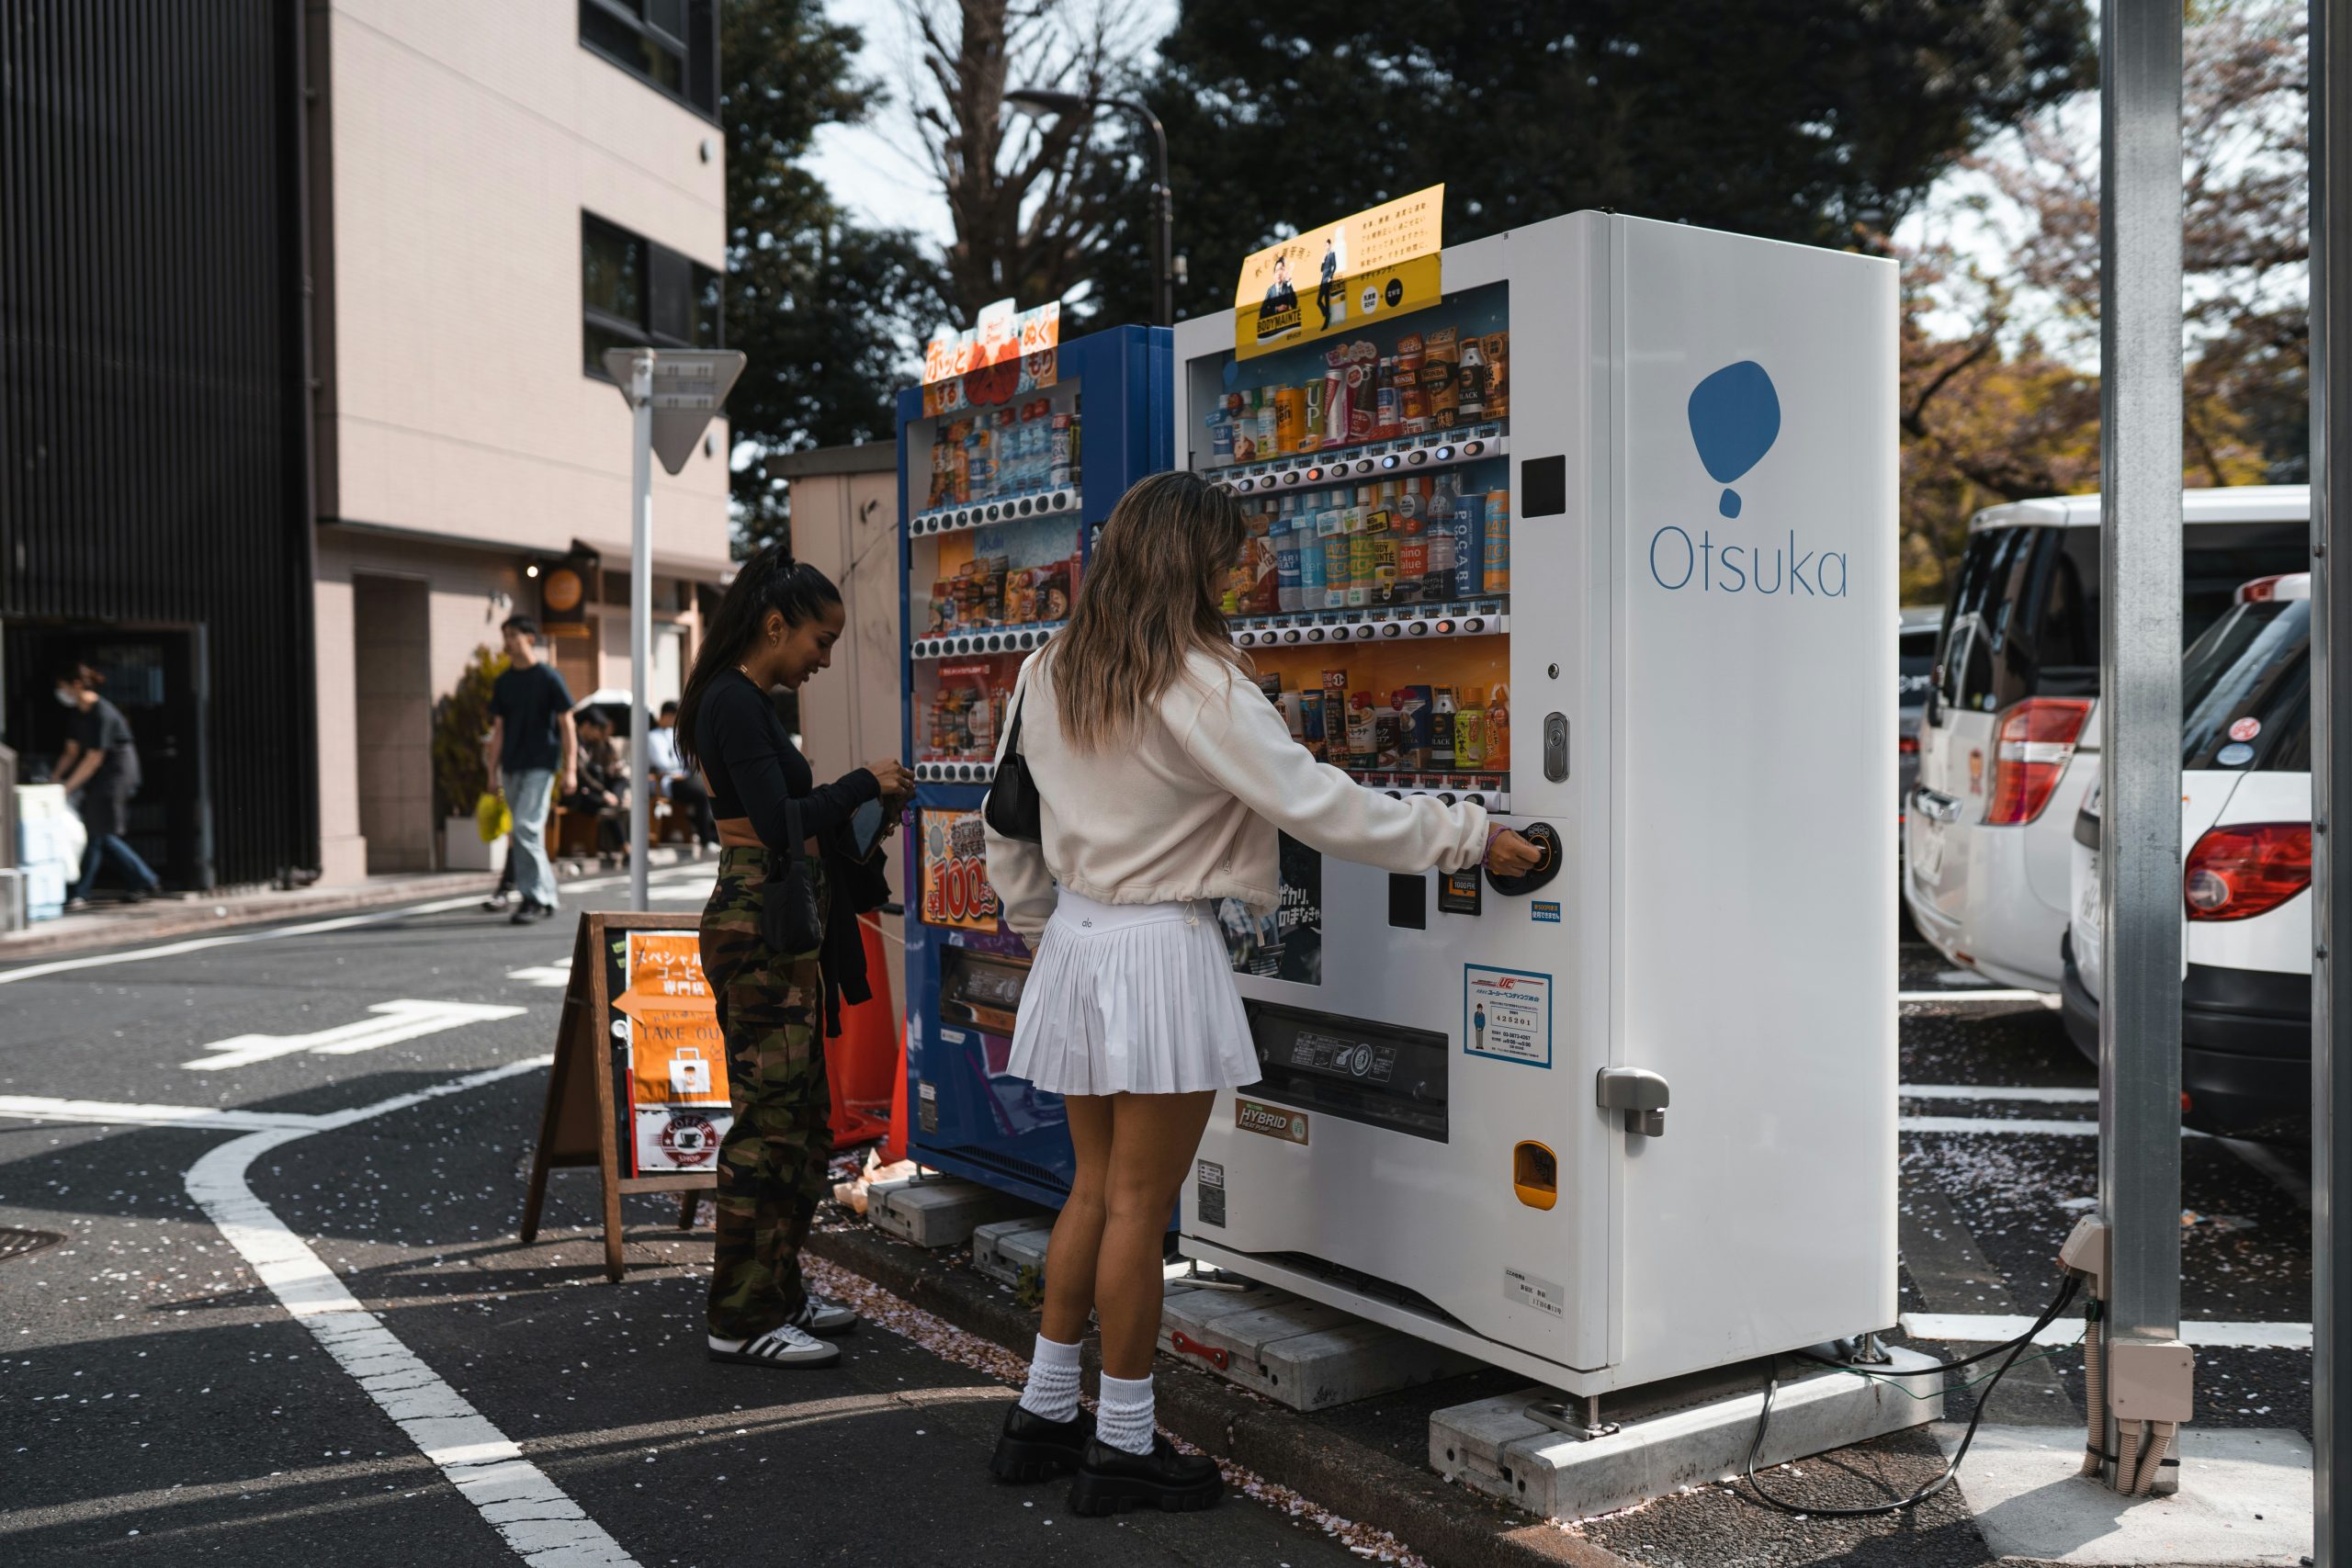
[707,1323,840,1369]
[789,1292,857,1337]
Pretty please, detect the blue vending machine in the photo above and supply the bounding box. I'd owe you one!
[896,321,1171,1207]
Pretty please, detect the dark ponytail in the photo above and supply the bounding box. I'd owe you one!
[677,544,842,768]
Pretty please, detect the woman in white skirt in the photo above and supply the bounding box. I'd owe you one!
[982,470,1541,1516]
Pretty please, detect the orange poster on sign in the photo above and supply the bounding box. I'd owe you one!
[616,931,729,1114]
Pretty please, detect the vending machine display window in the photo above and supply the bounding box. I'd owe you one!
[1183,279,1515,813]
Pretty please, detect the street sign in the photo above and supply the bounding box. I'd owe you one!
[601,347,745,475]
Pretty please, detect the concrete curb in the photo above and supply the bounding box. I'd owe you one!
[805,1224,1634,1568]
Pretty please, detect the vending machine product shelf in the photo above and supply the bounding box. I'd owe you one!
[896,321,1174,1208]
[1173,212,1898,1397]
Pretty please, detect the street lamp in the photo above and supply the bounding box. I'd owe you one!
[1005,86,1174,329]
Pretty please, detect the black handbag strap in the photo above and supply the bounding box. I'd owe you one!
[1000,671,1028,760]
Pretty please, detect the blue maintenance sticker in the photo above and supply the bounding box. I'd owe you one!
[1531,901,1561,923]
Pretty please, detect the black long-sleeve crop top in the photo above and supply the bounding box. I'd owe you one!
[697,669,878,850]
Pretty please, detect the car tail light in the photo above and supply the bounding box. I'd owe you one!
[1899,733,1919,757]
[2184,822,2312,921]
[1984,698,2092,825]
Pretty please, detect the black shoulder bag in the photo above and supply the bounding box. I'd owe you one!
[760,795,827,954]
[984,680,1043,843]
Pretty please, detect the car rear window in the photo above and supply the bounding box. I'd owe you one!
[2181,597,2309,773]
[1937,519,2306,716]
[1899,628,1937,702]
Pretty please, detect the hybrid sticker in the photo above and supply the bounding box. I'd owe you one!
[1465,964,1552,1068]
[1236,1099,1310,1145]
[1196,1159,1227,1227]
[1504,1265,1566,1320]
[1531,900,1561,923]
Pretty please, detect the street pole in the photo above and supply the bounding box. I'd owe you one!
[628,351,654,913]
[1124,98,1174,329]
[2312,0,2352,1551]
[2096,0,2188,1492]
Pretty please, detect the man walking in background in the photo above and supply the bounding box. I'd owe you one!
[51,661,163,910]
[484,616,575,925]
[646,699,717,850]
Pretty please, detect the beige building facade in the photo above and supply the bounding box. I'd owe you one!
[306,0,730,880]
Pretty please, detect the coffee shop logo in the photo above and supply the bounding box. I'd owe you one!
[1649,359,1848,599]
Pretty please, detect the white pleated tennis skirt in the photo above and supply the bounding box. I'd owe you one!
[1006,887,1262,1097]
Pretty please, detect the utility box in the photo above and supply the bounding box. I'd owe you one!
[1170,212,1899,1395]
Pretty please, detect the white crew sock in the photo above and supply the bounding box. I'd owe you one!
[1095,1371,1156,1455]
[1017,1333,1083,1423]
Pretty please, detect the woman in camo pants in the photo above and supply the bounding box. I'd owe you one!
[673,546,908,1370]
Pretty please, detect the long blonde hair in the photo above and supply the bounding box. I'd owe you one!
[1047,470,1248,750]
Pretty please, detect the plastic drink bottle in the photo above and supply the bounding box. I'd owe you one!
[1484,489,1510,593]
[1275,497,1303,612]
[1296,503,1326,608]
[1452,487,1484,599]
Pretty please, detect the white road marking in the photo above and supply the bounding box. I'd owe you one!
[505,964,573,989]
[182,999,526,1072]
[0,1096,326,1132]
[0,865,707,987]
[1903,1312,2310,1351]
[1898,988,2059,1006]
[1902,1115,2210,1140]
[183,1055,640,1567]
[1902,1084,2100,1104]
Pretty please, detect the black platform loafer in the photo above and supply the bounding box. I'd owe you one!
[1065,1433,1223,1516]
[989,1404,1094,1483]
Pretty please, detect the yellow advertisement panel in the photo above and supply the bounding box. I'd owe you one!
[1234,186,1444,362]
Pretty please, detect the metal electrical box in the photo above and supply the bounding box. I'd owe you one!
[1171,213,1899,1394]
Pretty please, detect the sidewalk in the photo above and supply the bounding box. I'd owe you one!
[0,847,710,962]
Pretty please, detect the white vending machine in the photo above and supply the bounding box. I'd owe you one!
[1177,212,1898,1395]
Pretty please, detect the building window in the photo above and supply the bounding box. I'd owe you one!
[583,211,722,378]
[581,0,718,120]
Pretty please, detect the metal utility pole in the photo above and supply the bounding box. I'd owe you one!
[602,347,745,911]
[2312,0,2352,1552]
[627,351,656,914]
[2095,0,2191,1493]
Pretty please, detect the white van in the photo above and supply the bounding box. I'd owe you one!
[1904,486,2307,991]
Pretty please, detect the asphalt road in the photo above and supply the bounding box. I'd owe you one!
[1,886,2317,1568]
[0,866,1378,1566]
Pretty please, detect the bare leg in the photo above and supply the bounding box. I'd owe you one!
[1096,1090,1216,1379]
[1039,1093,1114,1345]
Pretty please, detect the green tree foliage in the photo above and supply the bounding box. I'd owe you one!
[722,0,948,552]
[1083,0,2092,323]
[432,645,509,823]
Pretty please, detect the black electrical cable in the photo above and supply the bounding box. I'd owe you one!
[1742,1272,2082,1518]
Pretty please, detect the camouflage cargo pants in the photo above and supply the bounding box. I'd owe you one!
[700,847,833,1339]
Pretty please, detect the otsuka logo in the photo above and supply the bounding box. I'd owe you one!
[1650,360,1849,599]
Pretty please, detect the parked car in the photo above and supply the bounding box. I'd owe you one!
[1899,605,1942,829]
[2062,571,2312,1139]
[1905,485,2308,991]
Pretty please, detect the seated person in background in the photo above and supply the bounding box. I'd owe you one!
[562,709,629,861]
[646,699,718,848]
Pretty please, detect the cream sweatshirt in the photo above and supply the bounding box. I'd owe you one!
[982,646,1491,945]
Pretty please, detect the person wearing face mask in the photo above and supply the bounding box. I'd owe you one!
[674,545,909,1370]
[51,661,163,910]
